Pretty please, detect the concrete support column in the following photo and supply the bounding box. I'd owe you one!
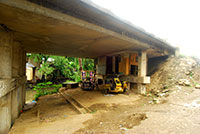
[96,56,106,75]
[0,28,26,133]
[0,29,13,134]
[0,93,11,134]
[137,51,147,94]
[175,47,180,57]
[21,50,26,106]
[11,42,21,123]
[138,51,147,77]
[11,89,19,124]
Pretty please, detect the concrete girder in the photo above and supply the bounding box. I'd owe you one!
[0,0,174,58]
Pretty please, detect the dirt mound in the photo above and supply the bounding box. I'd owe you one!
[147,56,200,94]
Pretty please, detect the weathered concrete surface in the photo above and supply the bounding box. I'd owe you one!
[137,51,148,94]
[0,0,176,132]
[0,30,12,79]
[96,56,106,75]
[11,89,19,124]
[0,93,11,134]
[120,75,150,84]
[0,0,175,58]
[0,29,26,134]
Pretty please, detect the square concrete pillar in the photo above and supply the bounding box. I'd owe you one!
[175,47,180,57]
[96,56,106,75]
[0,29,26,133]
[138,51,147,77]
[0,31,12,79]
[12,43,26,111]
[11,89,19,124]
[12,42,20,78]
[17,86,23,112]
[0,93,11,134]
[137,51,147,94]
[0,30,13,134]
[22,50,27,105]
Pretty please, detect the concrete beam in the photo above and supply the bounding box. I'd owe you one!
[0,79,15,98]
[120,75,150,84]
[0,0,163,59]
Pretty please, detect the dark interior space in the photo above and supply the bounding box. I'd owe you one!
[147,55,169,76]
[115,56,119,74]
[106,56,113,74]
[130,65,138,76]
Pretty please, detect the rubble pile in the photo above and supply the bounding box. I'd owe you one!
[147,56,200,97]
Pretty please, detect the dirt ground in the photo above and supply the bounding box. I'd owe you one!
[9,87,200,134]
[9,56,200,134]
[9,88,143,134]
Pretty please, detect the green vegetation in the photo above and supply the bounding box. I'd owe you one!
[27,53,94,82]
[27,53,94,99]
[33,82,62,100]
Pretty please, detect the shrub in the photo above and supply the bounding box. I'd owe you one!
[33,82,62,100]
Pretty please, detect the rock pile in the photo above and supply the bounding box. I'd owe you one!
[146,56,200,103]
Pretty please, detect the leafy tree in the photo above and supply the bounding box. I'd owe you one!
[38,62,55,78]
[82,58,94,70]
[27,54,94,82]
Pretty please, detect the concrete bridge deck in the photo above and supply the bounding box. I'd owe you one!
[0,0,175,58]
[0,0,176,133]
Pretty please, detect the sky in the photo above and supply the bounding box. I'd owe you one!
[91,0,200,57]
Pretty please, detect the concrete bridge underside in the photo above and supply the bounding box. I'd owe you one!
[0,0,174,58]
[0,0,175,133]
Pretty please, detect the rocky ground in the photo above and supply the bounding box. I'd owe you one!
[9,56,200,134]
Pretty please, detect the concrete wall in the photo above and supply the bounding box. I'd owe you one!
[0,29,26,134]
